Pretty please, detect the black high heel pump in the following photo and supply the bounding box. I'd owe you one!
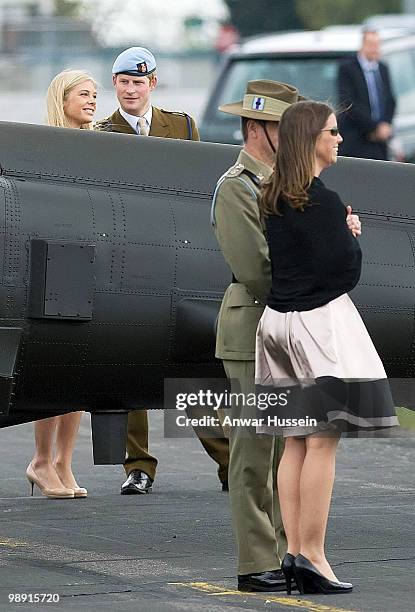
[294,554,353,595]
[281,553,296,594]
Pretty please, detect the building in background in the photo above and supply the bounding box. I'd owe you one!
[0,1,227,93]
[0,0,99,90]
[84,0,228,50]
[0,0,96,54]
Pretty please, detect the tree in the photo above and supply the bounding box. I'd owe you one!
[224,0,304,38]
[296,0,402,30]
[53,0,83,18]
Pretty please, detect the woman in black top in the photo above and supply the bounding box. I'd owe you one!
[256,101,398,595]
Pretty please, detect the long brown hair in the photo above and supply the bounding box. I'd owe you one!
[260,101,333,216]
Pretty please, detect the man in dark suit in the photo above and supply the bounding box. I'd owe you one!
[95,47,229,495]
[338,29,396,160]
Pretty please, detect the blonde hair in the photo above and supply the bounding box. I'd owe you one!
[114,71,157,86]
[46,69,97,130]
[148,72,157,86]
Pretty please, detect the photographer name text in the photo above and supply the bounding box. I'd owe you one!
[175,415,317,428]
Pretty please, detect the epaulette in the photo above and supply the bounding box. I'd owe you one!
[222,164,264,187]
[160,110,193,140]
[160,109,187,117]
[94,117,111,130]
[211,163,258,227]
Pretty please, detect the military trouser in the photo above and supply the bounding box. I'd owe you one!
[124,410,158,480]
[186,406,229,484]
[222,359,287,575]
[124,409,229,484]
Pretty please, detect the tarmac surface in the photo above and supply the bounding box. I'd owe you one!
[0,411,414,612]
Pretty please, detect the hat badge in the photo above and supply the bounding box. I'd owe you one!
[137,62,148,73]
[252,97,265,111]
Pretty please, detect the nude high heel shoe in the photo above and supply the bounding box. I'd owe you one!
[52,464,87,498]
[26,463,74,499]
[71,486,88,499]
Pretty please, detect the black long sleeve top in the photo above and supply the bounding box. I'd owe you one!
[266,177,362,313]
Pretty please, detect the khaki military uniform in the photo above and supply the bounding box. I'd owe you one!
[95,107,228,484]
[95,107,200,140]
[212,148,287,574]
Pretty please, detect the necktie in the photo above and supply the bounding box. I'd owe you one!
[366,67,383,122]
[137,116,149,136]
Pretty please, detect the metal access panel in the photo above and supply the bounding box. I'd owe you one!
[29,239,95,320]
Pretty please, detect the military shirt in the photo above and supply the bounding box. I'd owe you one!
[211,149,273,361]
[95,106,200,141]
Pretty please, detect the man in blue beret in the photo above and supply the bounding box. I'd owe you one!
[96,47,228,496]
[95,46,199,140]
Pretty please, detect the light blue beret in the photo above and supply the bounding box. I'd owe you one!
[112,47,157,77]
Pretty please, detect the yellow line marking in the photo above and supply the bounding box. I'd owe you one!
[170,581,357,612]
[0,538,28,548]
[397,406,415,430]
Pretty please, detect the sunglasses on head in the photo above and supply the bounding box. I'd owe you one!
[321,127,340,136]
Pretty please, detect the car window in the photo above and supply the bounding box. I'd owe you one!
[385,49,415,115]
[213,56,342,120]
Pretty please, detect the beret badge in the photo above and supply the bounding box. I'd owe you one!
[137,62,148,74]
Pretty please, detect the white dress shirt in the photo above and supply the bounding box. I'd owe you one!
[357,53,379,73]
[119,106,153,134]
[357,53,383,121]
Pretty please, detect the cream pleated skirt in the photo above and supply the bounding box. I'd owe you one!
[255,293,399,437]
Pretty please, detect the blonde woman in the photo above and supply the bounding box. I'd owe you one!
[26,69,97,499]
